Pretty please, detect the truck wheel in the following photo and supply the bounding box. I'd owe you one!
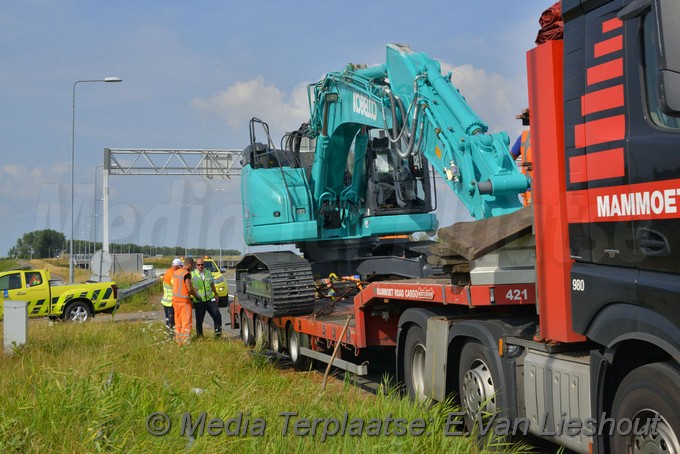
[240,311,254,347]
[270,322,283,353]
[610,362,680,453]
[403,325,427,403]
[287,325,311,371]
[63,301,93,323]
[254,316,267,349]
[459,340,498,432]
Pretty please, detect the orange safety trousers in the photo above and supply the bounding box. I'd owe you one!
[173,301,193,345]
[172,268,193,345]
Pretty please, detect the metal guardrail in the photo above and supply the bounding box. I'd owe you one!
[117,277,159,300]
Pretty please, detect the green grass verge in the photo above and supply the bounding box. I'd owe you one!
[114,280,163,314]
[0,260,19,272]
[0,321,532,453]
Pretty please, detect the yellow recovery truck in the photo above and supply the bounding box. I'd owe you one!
[0,269,118,322]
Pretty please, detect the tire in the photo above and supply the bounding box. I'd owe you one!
[459,341,499,432]
[610,362,680,453]
[287,324,311,371]
[254,316,267,349]
[240,311,254,347]
[63,301,93,322]
[218,296,230,308]
[403,325,428,403]
[270,322,283,353]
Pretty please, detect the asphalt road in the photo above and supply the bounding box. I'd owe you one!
[108,278,237,330]
[107,302,238,335]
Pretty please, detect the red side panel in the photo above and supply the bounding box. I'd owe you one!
[569,148,625,184]
[527,40,585,343]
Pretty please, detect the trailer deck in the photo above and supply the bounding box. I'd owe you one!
[232,277,536,350]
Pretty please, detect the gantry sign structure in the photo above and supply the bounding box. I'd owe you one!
[101,148,243,252]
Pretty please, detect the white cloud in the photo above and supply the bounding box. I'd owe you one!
[440,62,527,139]
[0,162,69,200]
[191,76,310,142]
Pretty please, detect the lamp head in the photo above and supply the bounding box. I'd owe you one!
[104,77,123,83]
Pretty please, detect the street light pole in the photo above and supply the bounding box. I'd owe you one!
[70,77,122,283]
[215,187,225,268]
[93,165,102,251]
[182,204,191,257]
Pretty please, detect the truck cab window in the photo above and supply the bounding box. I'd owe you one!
[0,273,22,291]
[26,272,42,287]
[643,11,680,129]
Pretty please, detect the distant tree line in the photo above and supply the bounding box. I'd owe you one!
[8,229,65,259]
[7,229,241,259]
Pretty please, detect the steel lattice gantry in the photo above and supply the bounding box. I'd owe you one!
[101,148,243,251]
[104,147,242,177]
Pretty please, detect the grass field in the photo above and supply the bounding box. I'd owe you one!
[0,258,539,452]
[0,260,19,272]
[0,320,533,453]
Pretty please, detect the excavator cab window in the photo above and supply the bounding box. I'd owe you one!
[242,142,297,169]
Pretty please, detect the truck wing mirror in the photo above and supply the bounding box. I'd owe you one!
[617,0,652,20]
[619,0,680,115]
[655,0,680,114]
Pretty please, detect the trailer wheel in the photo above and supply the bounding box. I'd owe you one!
[459,341,498,431]
[287,325,311,371]
[610,362,680,453]
[270,322,282,353]
[63,301,93,323]
[254,316,267,349]
[240,311,254,347]
[403,325,427,403]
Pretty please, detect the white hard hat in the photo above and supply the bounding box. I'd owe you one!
[172,258,183,266]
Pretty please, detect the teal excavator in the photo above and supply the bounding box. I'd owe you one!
[236,43,529,317]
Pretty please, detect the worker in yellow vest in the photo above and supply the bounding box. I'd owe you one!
[161,258,183,338]
[191,257,223,338]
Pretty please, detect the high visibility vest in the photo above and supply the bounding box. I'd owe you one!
[191,269,215,302]
[172,268,191,303]
[161,268,174,307]
[520,130,532,165]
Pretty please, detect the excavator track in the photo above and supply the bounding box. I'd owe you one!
[235,251,315,318]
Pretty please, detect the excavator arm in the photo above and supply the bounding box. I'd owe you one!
[307,43,528,220]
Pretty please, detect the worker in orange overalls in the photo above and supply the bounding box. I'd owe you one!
[161,258,183,339]
[172,256,200,346]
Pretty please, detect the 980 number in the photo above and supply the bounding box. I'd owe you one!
[572,279,585,292]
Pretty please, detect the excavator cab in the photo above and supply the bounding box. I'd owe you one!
[365,136,432,216]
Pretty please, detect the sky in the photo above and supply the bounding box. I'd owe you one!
[0,1,549,257]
